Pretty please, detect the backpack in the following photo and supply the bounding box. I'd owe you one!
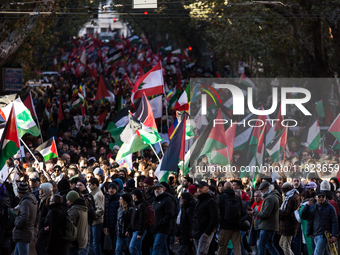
[63,216,78,243]
[224,195,241,224]
[139,204,155,227]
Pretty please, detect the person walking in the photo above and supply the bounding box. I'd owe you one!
[45,194,69,255]
[129,189,148,255]
[176,192,196,255]
[247,181,280,255]
[89,178,105,255]
[217,182,245,255]
[301,191,338,255]
[66,190,89,255]
[103,182,120,253]
[13,182,38,255]
[151,183,174,255]
[115,193,134,255]
[192,181,220,255]
[278,182,300,255]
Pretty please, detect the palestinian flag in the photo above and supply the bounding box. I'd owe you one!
[316,100,325,118]
[0,106,20,170]
[131,62,164,104]
[329,113,340,142]
[326,109,334,126]
[97,108,108,129]
[199,109,229,165]
[301,109,321,151]
[36,138,58,162]
[234,113,255,151]
[174,84,190,112]
[23,91,37,118]
[134,93,158,132]
[266,107,284,146]
[0,98,41,137]
[34,69,42,75]
[95,75,115,103]
[106,49,124,64]
[155,113,186,182]
[239,72,256,89]
[266,127,288,162]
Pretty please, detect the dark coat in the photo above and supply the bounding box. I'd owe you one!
[13,192,38,242]
[151,193,174,235]
[46,203,69,255]
[0,196,10,244]
[253,187,280,232]
[279,192,300,236]
[177,200,196,245]
[116,205,133,237]
[192,192,220,240]
[103,193,120,230]
[217,189,245,230]
[301,200,339,237]
[131,198,148,236]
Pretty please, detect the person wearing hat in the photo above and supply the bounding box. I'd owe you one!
[231,179,250,204]
[89,178,105,255]
[13,182,38,255]
[129,189,149,255]
[247,181,281,255]
[35,182,53,255]
[192,181,219,255]
[143,177,155,204]
[115,193,134,255]
[278,182,300,255]
[45,194,69,255]
[103,182,121,252]
[151,183,174,255]
[301,191,338,254]
[66,190,89,253]
[29,176,41,204]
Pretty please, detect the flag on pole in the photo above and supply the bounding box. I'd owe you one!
[316,100,325,118]
[23,92,37,118]
[301,109,321,151]
[174,84,190,112]
[35,138,58,162]
[266,127,288,162]
[131,62,164,104]
[239,72,256,89]
[95,75,115,103]
[0,98,41,137]
[148,96,163,119]
[155,113,186,182]
[97,108,108,129]
[0,106,20,170]
[328,113,340,142]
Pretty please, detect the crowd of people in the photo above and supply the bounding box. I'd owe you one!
[2,35,340,255]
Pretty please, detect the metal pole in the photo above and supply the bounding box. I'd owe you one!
[150,145,161,163]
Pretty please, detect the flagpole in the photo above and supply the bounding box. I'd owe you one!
[20,137,39,163]
[0,161,23,191]
[150,145,161,163]
[159,142,164,156]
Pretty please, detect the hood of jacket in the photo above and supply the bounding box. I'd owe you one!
[222,189,235,196]
[197,192,213,201]
[113,178,123,192]
[20,192,38,205]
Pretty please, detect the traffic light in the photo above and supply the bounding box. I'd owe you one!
[113,18,117,22]
[144,11,148,19]
[188,46,192,51]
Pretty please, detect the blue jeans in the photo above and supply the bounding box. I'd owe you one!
[291,227,302,255]
[116,236,131,255]
[257,230,280,255]
[92,224,102,255]
[69,247,88,255]
[14,242,29,255]
[314,235,329,255]
[129,230,146,255]
[152,233,169,255]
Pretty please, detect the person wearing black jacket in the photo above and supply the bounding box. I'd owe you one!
[192,181,220,255]
[130,189,148,255]
[115,193,134,255]
[217,182,245,255]
[57,179,71,212]
[0,185,10,255]
[176,192,196,255]
[151,183,174,255]
[103,182,120,253]
[45,194,69,255]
